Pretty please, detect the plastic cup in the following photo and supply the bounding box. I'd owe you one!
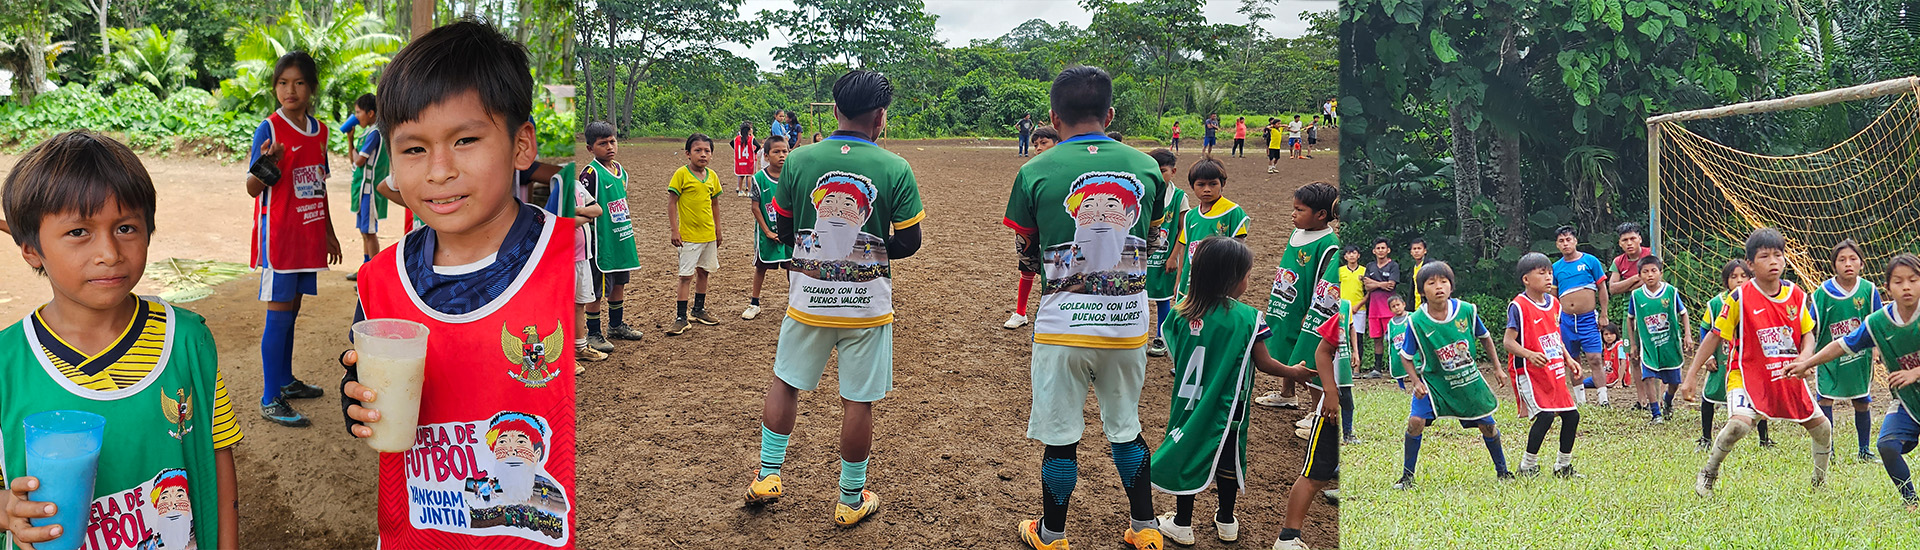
[24,410,105,550]
[353,319,430,453]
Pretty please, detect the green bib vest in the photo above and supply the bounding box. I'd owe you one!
[1332,299,1354,386]
[1410,301,1498,420]
[348,137,391,218]
[1145,188,1188,301]
[1,299,221,550]
[1388,316,1411,379]
[1632,284,1685,370]
[1866,306,1920,414]
[1814,279,1877,399]
[588,159,641,272]
[1174,200,1250,300]
[1150,301,1262,494]
[1705,294,1731,403]
[751,170,792,263]
[1266,230,1340,366]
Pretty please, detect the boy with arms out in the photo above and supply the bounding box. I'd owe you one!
[1504,253,1583,478]
[1,131,242,550]
[744,137,792,320]
[1008,66,1168,550]
[1396,261,1514,490]
[1812,239,1883,463]
[1698,260,1774,449]
[1552,226,1611,406]
[1680,228,1834,497]
[1254,183,1341,411]
[666,134,725,334]
[1143,148,1186,356]
[1791,253,1920,509]
[745,70,924,528]
[339,21,579,547]
[1626,255,1693,424]
[579,122,642,350]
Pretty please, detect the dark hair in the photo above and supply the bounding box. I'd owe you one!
[1106,131,1123,141]
[376,20,532,139]
[1050,66,1114,127]
[2,131,157,265]
[1556,225,1579,238]
[1721,259,1754,282]
[269,51,319,93]
[1413,260,1455,297]
[1833,239,1864,262]
[1189,157,1227,184]
[1177,236,1255,321]
[1745,227,1787,261]
[1388,294,1407,307]
[1032,126,1061,142]
[1602,323,1621,337]
[762,136,789,152]
[1293,182,1338,221]
[1616,222,1643,238]
[738,122,753,140]
[1516,252,1552,278]
[685,133,714,151]
[584,121,616,145]
[1147,148,1176,167]
[1636,254,1666,271]
[832,70,894,119]
[1410,238,1427,248]
[354,93,377,113]
[1888,253,1920,280]
[1373,237,1390,248]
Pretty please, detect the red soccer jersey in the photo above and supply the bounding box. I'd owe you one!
[358,213,578,549]
[1603,340,1627,386]
[1510,293,1575,415]
[1728,281,1819,421]
[251,110,332,271]
[733,135,757,176]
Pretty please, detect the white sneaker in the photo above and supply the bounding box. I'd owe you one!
[742,304,762,320]
[1216,517,1239,542]
[1296,413,1318,429]
[1155,512,1195,546]
[1273,536,1310,550]
[1004,313,1030,329]
[1255,392,1292,407]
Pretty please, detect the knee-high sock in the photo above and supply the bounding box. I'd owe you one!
[585,311,602,338]
[1111,437,1157,526]
[1525,412,1554,457]
[1173,494,1195,527]
[1706,420,1751,475]
[1215,467,1239,523]
[1402,434,1423,478]
[1559,410,1580,455]
[1483,429,1509,475]
[1155,300,1170,334]
[1823,404,1836,424]
[1880,438,1917,502]
[1759,418,1772,441]
[1017,272,1036,316]
[1810,418,1834,479]
[839,458,868,506]
[261,310,295,405]
[1339,387,1356,436]
[758,425,789,477]
[1700,402,1717,441]
[1857,409,1874,455]
[1041,444,1078,535]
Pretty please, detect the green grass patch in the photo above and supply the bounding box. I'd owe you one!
[1340,381,1920,549]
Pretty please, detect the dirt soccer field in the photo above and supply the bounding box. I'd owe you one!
[1,134,1339,549]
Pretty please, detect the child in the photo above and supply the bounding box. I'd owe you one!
[0,130,242,550]
[811,132,823,144]
[1387,295,1412,385]
[666,134,725,334]
[1201,114,1218,156]
[563,165,608,365]
[1503,252,1583,478]
[1305,115,1320,157]
[1231,117,1247,158]
[1147,237,1328,547]
[1791,253,1920,509]
[1032,126,1060,153]
[1169,158,1249,301]
[1265,118,1285,173]
[1007,136,1093,331]
[1601,324,1625,406]
[1813,239,1883,463]
[1273,266,1349,550]
[745,137,791,320]
[731,122,758,197]
[1396,261,1514,490]
[1142,148,1187,355]
[1169,121,1181,152]
[245,50,337,427]
[339,21,577,547]
[1107,131,1125,142]
[342,93,389,282]
[1626,255,1692,424]
[1680,227,1834,497]
[1409,238,1430,309]
[1288,115,1306,159]
[1254,183,1340,411]
[1338,246,1367,375]
[1321,298,1360,444]
[1699,260,1774,450]
[580,121,643,349]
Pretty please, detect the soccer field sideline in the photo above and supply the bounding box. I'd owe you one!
[1338,382,1920,549]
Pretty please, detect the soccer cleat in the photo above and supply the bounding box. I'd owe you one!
[742,304,762,320]
[261,397,311,428]
[832,489,880,527]
[1154,512,1194,546]
[1342,435,1361,445]
[1695,437,1711,452]
[1392,474,1415,491]
[1515,465,1541,477]
[608,324,645,341]
[281,379,325,400]
[1552,465,1585,479]
[1004,313,1030,329]
[1497,470,1516,480]
[586,334,616,353]
[1017,519,1070,550]
[1123,525,1165,550]
[1694,471,1718,497]
[1812,468,1829,489]
[690,308,721,326]
[666,317,691,336]
[1321,489,1341,506]
[1272,536,1310,550]
[1216,516,1239,542]
[345,271,358,281]
[1147,338,1168,357]
[744,473,782,505]
[575,345,608,362]
[1859,451,1882,464]
[1759,438,1779,448]
[1651,415,1667,425]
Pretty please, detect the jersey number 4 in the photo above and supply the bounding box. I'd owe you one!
[1177,346,1208,411]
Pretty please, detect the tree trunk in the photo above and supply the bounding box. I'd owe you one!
[96,0,109,57]
[410,0,433,39]
[621,61,642,130]
[606,16,621,128]
[579,52,594,123]
[1447,106,1484,257]
[1492,131,1527,250]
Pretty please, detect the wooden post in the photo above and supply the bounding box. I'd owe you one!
[411,0,433,40]
[1647,76,1919,124]
[1647,121,1663,256]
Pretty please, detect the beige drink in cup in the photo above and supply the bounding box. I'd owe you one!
[353,319,429,453]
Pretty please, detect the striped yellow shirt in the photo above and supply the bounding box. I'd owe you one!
[35,299,243,449]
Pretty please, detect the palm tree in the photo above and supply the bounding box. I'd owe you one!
[97,26,195,99]
[218,0,402,121]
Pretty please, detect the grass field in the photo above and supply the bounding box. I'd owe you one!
[1338,379,1920,549]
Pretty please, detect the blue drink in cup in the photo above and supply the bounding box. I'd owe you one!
[23,410,105,550]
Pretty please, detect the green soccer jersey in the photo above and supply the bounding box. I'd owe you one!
[1705,293,1731,404]
[1004,135,1169,349]
[1388,315,1412,379]
[1861,305,1920,413]
[1814,278,1880,399]
[1332,299,1355,386]
[585,159,641,272]
[1630,283,1687,370]
[750,169,792,264]
[1150,300,1264,494]
[1265,228,1341,365]
[1174,198,1251,300]
[347,133,391,218]
[777,135,925,329]
[1145,187,1189,302]
[1405,299,1498,420]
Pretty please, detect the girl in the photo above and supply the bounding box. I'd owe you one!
[1813,240,1883,463]
[1338,246,1367,375]
[731,122,758,197]
[1791,253,1920,509]
[1170,121,1182,152]
[1150,237,1320,546]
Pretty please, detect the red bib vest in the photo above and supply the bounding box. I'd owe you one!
[732,135,756,176]
[1510,293,1576,415]
[357,213,578,549]
[1731,281,1818,421]
[251,110,332,271]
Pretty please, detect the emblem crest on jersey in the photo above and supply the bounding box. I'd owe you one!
[1296,249,1311,266]
[502,322,565,388]
[162,387,193,439]
[1188,318,1204,336]
[1455,318,1470,332]
[1854,297,1867,309]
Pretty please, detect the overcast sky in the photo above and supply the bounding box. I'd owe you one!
[721,0,1336,72]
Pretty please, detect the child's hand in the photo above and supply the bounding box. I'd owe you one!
[4,476,64,546]
[1677,381,1696,403]
[716,232,725,247]
[339,350,381,439]
[1890,369,1920,389]
[1566,361,1582,379]
[1318,396,1340,417]
[764,228,778,241]
[259,140,284,163]
[1523,350,1550,365]
[326,233,343,265]
[670,231,683,248]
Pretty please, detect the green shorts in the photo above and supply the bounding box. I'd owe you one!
[773,317,894,402]
[1026,342,1148,446]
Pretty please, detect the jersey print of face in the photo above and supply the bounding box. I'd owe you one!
[1538,333,1565,361]
[805,173,878,262]
[1437,340,1474,371]
[1757,326,1796,358]
[146,469,194,550]
[1062,172,1145,274]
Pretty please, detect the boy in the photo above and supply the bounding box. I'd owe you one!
[1168,121,1180,152]
[1201,114,1218,156]
[744,137,792,320]
[1553,226,1611,406]
[1305,115,1320,157]
[1254,183,1341,411]
[1,130,242,550]
[580,122,642,349]
[1168,158,1249,299]
[1504,252,1583,478]
[1032,126,1060,154]
[1007,66,1166,550]
[339,21,578,547]
[1288,115,1305,160]
[746,70,924,530]
[246,51,337,427]
[1144,148,1187,357]
[1626,255,1692,424]
[1791,253,1920,509]
[1264,118,1284,173]
[342,93,390,282]
[1699,260,1774,450]
[1607,222,1654,296]
[1680,228,1834,497]
[1397,261,1514,489]
[1409,238,1430,308]
[666,135,725,334]
[1812,239,1883,463]
[562,164,608,365]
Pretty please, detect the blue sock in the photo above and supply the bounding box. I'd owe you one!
[839,458,868,506]
[1110,438,1157,525]
[1881,438,1917,502]
[362,254,371,263]
[1650,401,1662,418]
[1112,439,1148,489]
[260,310,295,405]
[1822,404,1836,423]
[758,425,789,477]
[1484,431,1509,474]
[1402,434,1422,477]
[1155,300,1170,333]
[1857,410,1873,455]
[1040,452,1078,533]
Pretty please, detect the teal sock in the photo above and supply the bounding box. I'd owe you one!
[839,458,869,506]
[758,425,789,477]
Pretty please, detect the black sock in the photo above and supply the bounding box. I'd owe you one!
[1339,387,1356,436]
[586,312,602,337]
[1701,402,1716,441]
[1215,468,1239,523]
[750,296,760,306]
[676,300,688,319]
[1526,412,1554,455]
[1559,410,1580,454]
[1373,352,1384,372]
[694,293,707,311]
[1112,437,1155,522]
[1041,444,1078,534]
[1279,528,1302,541]
[609,300,626,327]
[1759,419,1773,441]
[1174,494,1194,527]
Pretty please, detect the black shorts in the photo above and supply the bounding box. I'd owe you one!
[595,268,630,287]
[1300,412,1340,481]
[1268,148,1282,160]
[1308,136,1319,145]
[755,260,789,270]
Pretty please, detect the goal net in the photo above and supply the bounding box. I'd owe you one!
[1650,76,1920,306]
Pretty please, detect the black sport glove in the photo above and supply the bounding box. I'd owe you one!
[249,154,282,186]
[340,350,363,435]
